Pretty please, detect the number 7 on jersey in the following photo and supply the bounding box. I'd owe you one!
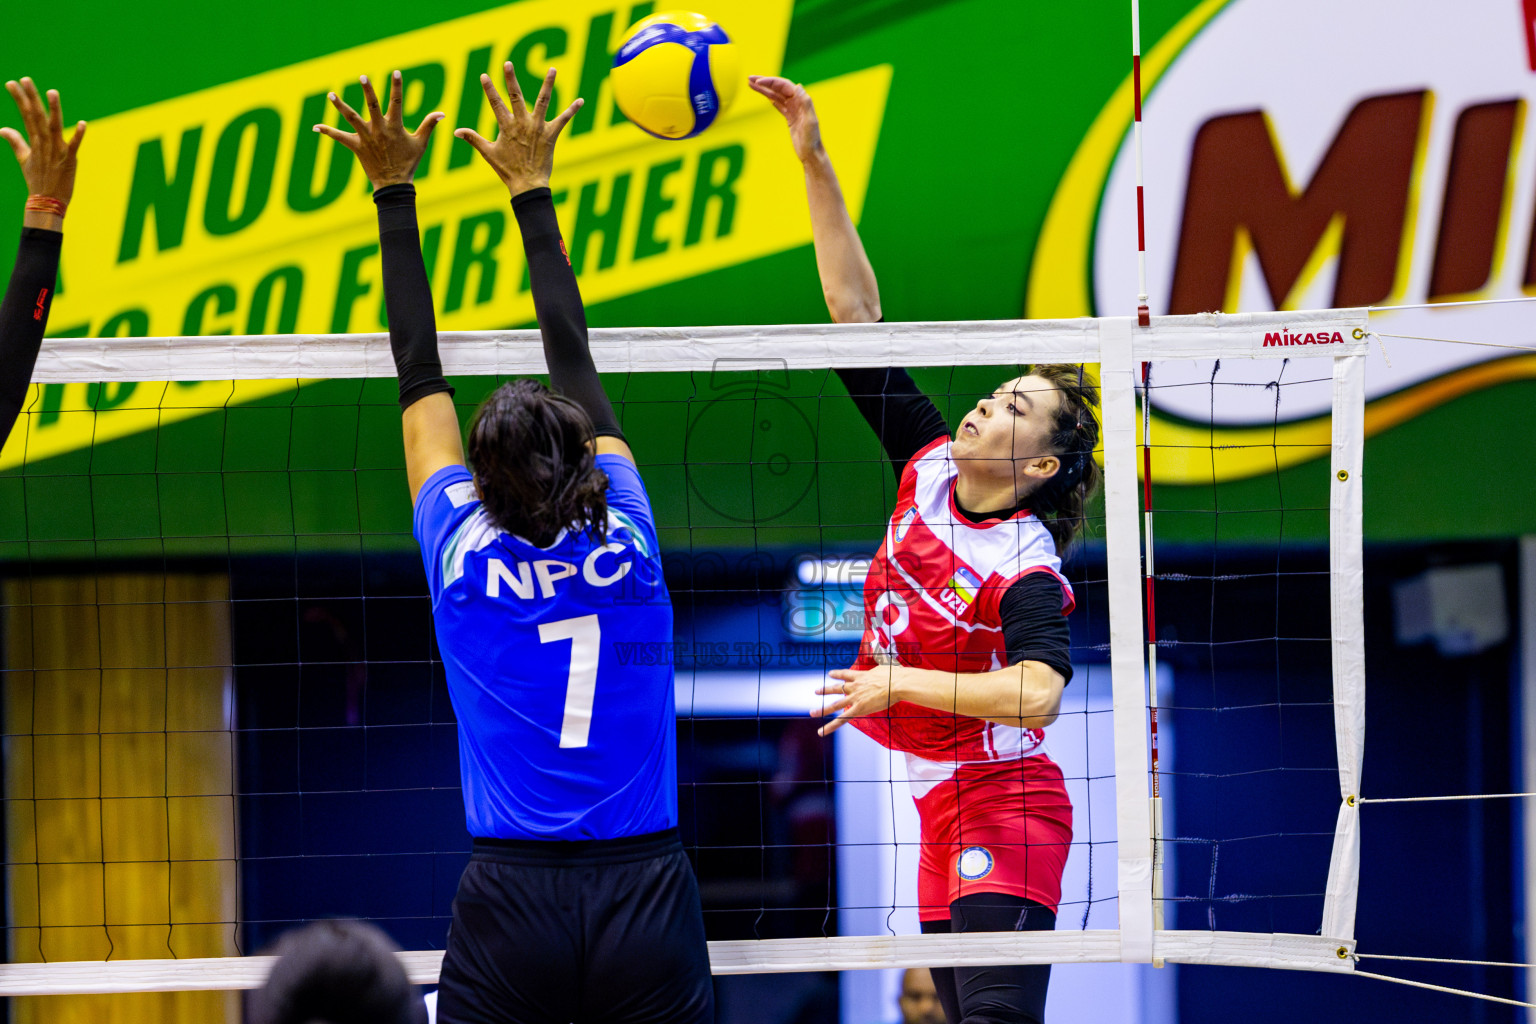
[539,615,601,748]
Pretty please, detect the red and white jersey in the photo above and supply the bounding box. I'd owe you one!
[850,438,1074,765]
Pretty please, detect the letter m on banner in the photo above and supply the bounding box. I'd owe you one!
[1526,0,1536,71]
[1167,91,1426,313]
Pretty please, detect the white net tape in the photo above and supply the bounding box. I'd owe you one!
[29,309,1369,382]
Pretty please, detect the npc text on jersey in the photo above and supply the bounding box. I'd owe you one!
[486,545,634,600]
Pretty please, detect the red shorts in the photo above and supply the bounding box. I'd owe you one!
[912,754,1073,922]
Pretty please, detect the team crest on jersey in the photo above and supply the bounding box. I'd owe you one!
[894,507,918,543]
[948,566,981,606]
[957,846,994,881]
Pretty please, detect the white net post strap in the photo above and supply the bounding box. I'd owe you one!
[0,933,1356,994]
[1100,316,1154,963]
[1322,351,1367,942]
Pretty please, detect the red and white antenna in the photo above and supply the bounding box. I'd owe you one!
[1131,0,1151,328]
[1524,0,1536,71]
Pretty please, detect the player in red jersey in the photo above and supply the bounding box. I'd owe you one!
[754,75,1101,1024]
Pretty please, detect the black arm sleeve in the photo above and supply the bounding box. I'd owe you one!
[0,227,62,447]
[374,183,454,410]
[833,366,950,481]
[999,573,1075,684]
[510,187,623,441]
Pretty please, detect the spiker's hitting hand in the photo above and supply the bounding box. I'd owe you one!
[749,75,822,164]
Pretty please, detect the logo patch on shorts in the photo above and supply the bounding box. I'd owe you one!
[957,845,994,881]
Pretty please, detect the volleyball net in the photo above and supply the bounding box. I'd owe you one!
[0,308,1367,999]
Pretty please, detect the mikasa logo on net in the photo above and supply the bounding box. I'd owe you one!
[1261,330,1345,348]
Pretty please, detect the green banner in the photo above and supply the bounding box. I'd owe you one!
[3,0,1533,557]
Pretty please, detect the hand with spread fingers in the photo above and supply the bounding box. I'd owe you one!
[454,63,583,198]
[812,665,901,737]
[314,70,444,189]
[748,75,822,164]
[1,77,86,231]
[750,72,880,323]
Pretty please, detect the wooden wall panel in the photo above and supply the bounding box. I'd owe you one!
[3,574,239,1024]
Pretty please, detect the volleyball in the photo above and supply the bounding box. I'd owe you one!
[610,10,741,140]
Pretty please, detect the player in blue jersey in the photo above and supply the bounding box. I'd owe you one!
[316,65,712,1024]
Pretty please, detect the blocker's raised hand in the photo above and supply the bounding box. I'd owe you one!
[455,63,583,198]
[1,78,86,211]
[314,70,444,189]
[749,75,822,164]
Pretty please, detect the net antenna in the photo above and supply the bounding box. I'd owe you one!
[1129,0,1152,331]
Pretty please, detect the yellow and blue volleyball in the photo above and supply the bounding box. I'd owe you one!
[611,11,741,140]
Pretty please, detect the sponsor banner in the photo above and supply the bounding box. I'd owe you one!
[7,0,1536,547]
[2,0,889,472]
[1030,0,1536,481]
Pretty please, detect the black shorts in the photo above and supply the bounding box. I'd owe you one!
[920,894,1056,1024]
[436,828,714,1024]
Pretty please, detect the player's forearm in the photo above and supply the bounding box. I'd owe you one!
[376,184,463,501]
[510,186,624,441]
[802,149,881,324]
[374,183,453,411]
[894,662,1064,729]
[0,226,63,447]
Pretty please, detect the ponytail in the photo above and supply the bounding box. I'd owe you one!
[1026,364,1102,556]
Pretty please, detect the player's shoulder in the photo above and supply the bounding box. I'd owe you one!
[596,452,644,491]
[595,453,660,551]
[990,517,1062,576]
[903,437,951,479]
[603,506,657,561]
[897,438,952,509]
[415,465,481,556]
[416,464,478,516]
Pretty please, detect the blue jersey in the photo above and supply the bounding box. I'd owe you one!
[413,457,676,840]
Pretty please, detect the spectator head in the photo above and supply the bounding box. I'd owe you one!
[248,919,427,1024]
[899,967,945,1024]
